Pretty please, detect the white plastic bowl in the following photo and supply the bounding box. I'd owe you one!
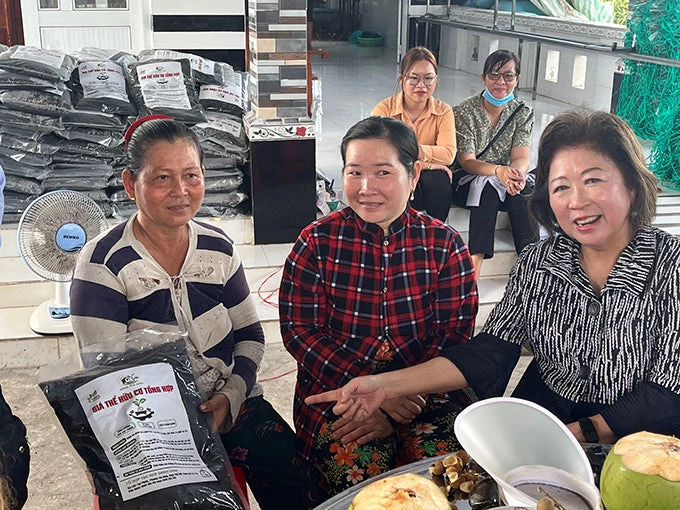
[454,398,598,507]
[503,464,602,509]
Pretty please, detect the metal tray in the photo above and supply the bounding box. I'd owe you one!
[313,444,611,510]
[313,453,474,510]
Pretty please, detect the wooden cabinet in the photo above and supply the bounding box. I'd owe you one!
[0,0,24,46]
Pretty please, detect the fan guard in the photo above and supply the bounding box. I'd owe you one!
[18,190,108,282]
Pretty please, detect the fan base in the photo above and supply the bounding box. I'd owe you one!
[29,300,72,335]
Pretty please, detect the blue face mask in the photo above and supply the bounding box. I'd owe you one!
[483,88,514,107]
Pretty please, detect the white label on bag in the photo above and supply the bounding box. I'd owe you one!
[199,84,242,109]
[75,362,216,501]
[79,61,128,102]
[136,61,191,110]
[197,113,242,138]
[11,46,65,69]
[150,50,215,77]
[189,55,215,76]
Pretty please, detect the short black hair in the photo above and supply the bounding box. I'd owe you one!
[340,116,419,176]
[483,49,520,76]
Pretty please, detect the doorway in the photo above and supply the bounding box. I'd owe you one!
[19,0,151,53]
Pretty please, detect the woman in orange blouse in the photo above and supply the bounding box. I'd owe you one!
[372,46,455,221]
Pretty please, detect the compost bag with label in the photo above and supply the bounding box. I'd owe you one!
[38,334,245,510]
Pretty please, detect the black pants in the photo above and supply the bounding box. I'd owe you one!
[221,395,327,510]
[458,180,537,258]
[0,385,30,510]
[411,169,452,222]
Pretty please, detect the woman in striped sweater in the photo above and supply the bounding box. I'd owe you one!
[307,110,680,443]
[70,116,323,509]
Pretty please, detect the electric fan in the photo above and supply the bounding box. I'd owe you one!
[17,190,108,335]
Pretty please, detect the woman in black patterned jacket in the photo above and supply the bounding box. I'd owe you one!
[306,110,680,444]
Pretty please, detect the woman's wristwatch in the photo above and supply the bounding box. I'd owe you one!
[578,417,600,443]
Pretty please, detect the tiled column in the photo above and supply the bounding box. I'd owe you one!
[244,0,316,244]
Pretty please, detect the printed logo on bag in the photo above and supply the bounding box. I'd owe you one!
[87,390,101,403]
[120,373,141,389]
[156,66,169,85]
[128,397,155,422]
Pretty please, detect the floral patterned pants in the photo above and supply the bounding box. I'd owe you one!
[311,397,462,497]
[221,395,328,510]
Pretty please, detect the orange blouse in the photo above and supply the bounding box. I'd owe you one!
[372,92,456,166]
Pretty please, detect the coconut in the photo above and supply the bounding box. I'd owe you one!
[600,431,680,510]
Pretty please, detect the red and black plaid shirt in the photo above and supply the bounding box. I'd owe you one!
[279,207,478,461]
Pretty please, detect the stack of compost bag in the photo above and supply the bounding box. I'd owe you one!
[193,71,249,217]
[0,45,77,222]
[0,45,249,222]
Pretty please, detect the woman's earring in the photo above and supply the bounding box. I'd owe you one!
[631,211,638,218]
[410,190,415,201]
[129,196,136,201]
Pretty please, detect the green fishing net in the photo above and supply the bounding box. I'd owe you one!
[617,0,680,188]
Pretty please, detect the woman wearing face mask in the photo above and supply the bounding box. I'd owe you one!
[453,49,538,276]
[279,117,478,497]
[372,46,456,222]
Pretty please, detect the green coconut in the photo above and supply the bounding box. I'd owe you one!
[600,431,680,510]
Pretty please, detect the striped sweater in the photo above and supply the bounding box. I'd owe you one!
[446,226,680,436]
[70,214,264,423]
[483,225,680,403]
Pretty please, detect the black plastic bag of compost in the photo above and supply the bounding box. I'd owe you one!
[38,334,245,510]
[192,112,248,151]
[4,174,42,195]
[0,106,63,132]
[204,170,243,192]
[0,132,59,154]
[138,49,234,86]
[61,109,127,130]
[56,126,124,147]
[0,69,67,93]
[70,61,137,116]
[0,145,52,167]
[198,82,244,117]
[0,45,76,82]
[0,155,51,180]
[0,89,73,117]
[128,58,206,124]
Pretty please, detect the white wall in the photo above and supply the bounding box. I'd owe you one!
[439,26,617,111]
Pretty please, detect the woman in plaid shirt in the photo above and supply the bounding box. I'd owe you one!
[279,117,479,496]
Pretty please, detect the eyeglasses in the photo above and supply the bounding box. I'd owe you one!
[487,71,518,83]
[405,74,438,87]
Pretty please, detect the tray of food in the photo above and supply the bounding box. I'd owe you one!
[314,451,500,510]
[314,444,612,510]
